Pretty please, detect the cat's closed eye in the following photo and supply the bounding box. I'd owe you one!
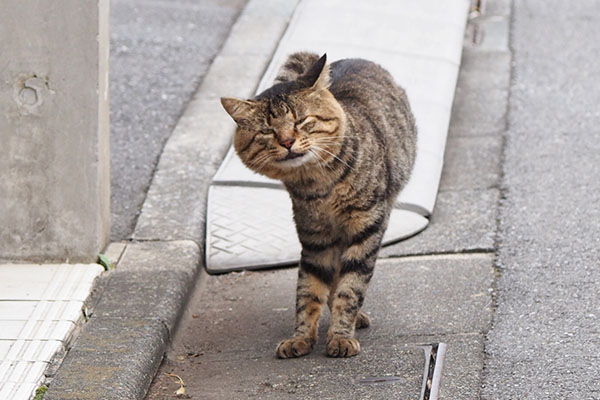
[260,128,275,135]
[295,117,316,132]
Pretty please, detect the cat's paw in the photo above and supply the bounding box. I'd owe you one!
[276,337,314,359]
[326,335,360,357]
[355,311,371,329]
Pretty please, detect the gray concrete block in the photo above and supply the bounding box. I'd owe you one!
[472,15,510,52]
[381,189,500,257]
[446,49,511,137]
[455,49,511,91]
[102,242,127,267]
[45,317,167,400]
[220,14,293,57]
[437,333,485,400]
[116,240,200,276]
[93,270,192,331]
[0,0,110,262]
[363,255,494,337]
[200,54,272,100]
[448,85,509,136]
[92,241,200,332]
[439,135,503,192]
[482,0,511,16]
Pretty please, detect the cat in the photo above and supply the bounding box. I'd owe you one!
[221,52,416,358]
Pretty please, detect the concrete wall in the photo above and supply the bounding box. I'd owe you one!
[0,0,110,262]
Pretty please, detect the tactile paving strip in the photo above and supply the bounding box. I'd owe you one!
[0,263,103,400]
[206,0,470,272]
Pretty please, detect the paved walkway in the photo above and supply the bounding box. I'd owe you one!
[144,0,510,398]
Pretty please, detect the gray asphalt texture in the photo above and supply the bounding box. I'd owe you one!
[109,0,247,241]
[482,0,600,398]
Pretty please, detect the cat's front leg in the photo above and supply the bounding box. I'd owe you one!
[276,248,337,359]
[326,213,387,357]
[326,259,375,357]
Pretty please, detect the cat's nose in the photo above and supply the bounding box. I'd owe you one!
[279,138,295,149]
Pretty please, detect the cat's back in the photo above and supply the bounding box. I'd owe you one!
[329,58,403,107]
[328,58,417,199]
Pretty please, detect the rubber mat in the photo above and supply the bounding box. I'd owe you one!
[206,0,470,272]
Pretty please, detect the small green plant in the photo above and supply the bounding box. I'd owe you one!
[33,385,48,400]
[97,253,112,270]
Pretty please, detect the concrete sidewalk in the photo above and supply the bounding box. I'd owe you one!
[143,1,510,396]
[44,0,513,399]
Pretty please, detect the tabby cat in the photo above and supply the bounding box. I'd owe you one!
[221,52,416,358]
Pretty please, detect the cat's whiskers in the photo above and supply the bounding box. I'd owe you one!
[308,148,328,176]
[310,144,354,171]
[248,152,274,174]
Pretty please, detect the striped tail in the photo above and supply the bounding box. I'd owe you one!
[275,52,321,83]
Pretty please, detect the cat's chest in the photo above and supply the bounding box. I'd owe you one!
[294,182,358,227]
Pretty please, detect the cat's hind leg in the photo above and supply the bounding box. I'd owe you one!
[355,310,371,329]
[276,252,335,358]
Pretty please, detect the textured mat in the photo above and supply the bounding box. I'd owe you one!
[206,0,470,272]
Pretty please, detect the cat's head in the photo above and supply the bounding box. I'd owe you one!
[221,54,346,181]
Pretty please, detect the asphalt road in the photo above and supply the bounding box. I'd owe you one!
[482,0,600,398]
[109,0,247,240]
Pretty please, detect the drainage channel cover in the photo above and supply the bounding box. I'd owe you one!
[205,0,470,272]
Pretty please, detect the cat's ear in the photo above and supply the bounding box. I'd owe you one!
[300,54,330,91]
[221,97,257,125]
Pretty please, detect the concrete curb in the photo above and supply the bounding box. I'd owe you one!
[43,1,300,399]
[45,240,200,400]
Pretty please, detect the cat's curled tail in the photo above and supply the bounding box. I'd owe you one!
[275,52,321,83]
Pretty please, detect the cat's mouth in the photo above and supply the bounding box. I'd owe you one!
[279,151,305,161]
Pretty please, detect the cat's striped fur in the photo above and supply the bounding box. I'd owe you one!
[221,53,417,358]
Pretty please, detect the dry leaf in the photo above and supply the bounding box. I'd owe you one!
[164,373,186,395]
